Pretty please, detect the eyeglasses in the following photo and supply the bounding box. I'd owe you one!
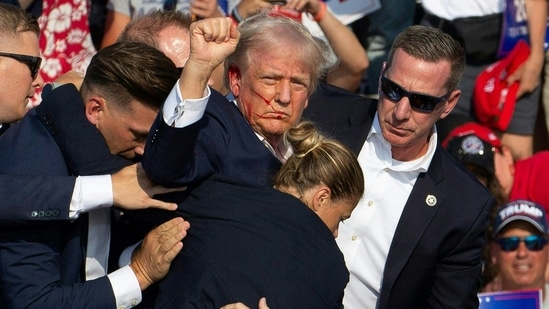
[380,75,450,112]
[495,235,548,252]
[0,52,42,79]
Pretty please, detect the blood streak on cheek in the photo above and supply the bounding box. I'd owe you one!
[254,90,271,106]
[253,90,282,118]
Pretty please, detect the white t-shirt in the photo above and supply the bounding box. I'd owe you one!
[421,0,505,20]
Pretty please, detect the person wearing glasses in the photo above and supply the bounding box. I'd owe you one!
[0,41,190,309]
[302,25,494,308]
[442,121,549,291]
[0,3,43,129]
[0,3,179,229]
[489,199,549,307]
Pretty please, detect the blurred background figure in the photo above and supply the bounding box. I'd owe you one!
[487,199,549,307]
[100,0,226,48]
[420,0,547,161]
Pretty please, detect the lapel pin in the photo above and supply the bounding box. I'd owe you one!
[425,195,437,207]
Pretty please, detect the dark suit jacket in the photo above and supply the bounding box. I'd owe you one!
[146,174,348,309]
[0,85,118,308]
[142,88,281,188]
[0,118,73,224]
[0,84,129,225]
[303,82,494,309]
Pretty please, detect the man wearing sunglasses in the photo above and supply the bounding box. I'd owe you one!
[490,200,549,306]
[303,25,494,308]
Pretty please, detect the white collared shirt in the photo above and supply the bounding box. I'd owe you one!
[421,0,504,20]
[336,113,438,308]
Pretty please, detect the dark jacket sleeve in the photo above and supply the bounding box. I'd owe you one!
[0,225,116,309]
[142,90,229,187]
[0,175,73,224]
[0,103,118,308]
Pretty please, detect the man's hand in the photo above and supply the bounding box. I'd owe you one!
[179,17,240,99]
[129,217,190,290]
[189,17,240,68]
[112,163,185,211]
[53,70,85,89]
[284,0,321,15]
[190,0,225,19]
[220,298,270,309]
[235,0,273,19]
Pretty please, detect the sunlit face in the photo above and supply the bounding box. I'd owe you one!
[0,31,44,123]
[316,198,357,238]
[94,100,158,160]
[377,49,459,161]
[229,47,310,146]
[491,221,549,291]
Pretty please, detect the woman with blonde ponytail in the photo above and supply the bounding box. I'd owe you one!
[150,121,364,308]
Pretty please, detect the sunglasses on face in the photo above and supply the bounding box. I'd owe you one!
[380,76,450,112]
[0,52,42,80]
[496,235,548,252]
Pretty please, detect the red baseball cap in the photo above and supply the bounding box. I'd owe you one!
[473,39,530,131]
[442,122,502,176]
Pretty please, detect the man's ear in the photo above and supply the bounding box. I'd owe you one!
[85,96,106,126]
[312,186,331,212]
[440,89,461,119]
[227,65,241,97]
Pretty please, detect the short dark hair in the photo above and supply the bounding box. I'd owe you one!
[81,41,179,112]
[388,25,465,92]
[0,3,39,39]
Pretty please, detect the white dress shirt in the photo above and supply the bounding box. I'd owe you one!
[421,0,504,20]
[336,114,438,308]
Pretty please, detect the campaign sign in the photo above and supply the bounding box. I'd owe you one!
[478,289,542,309]
[498,0,549,58]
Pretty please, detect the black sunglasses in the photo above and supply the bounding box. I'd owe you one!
[496,235,548,252]
[0,52,42,79]
[380,75,450,112]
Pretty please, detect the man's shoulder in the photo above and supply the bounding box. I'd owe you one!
[432,146,494,200]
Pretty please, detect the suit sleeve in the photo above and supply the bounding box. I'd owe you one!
[0,175,73,224]
[427,196,493,308]
[142,90,230,187]
[0,226,116,309]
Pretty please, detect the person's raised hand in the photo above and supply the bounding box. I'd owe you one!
[235,0,273,19]
[129,217,190,290]
[190,0,225,19]
[187,17,240,74]
[179,17,239,99]
[112,163,185,211]
[284,0,321,15]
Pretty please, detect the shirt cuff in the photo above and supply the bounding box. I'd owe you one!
[108,266,142,308]
[69,175,113,219]
[163,82,211,127]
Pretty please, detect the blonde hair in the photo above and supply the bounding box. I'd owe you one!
[274,121,364,203]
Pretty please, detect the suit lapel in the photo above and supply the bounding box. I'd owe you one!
[378,149,447,306]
